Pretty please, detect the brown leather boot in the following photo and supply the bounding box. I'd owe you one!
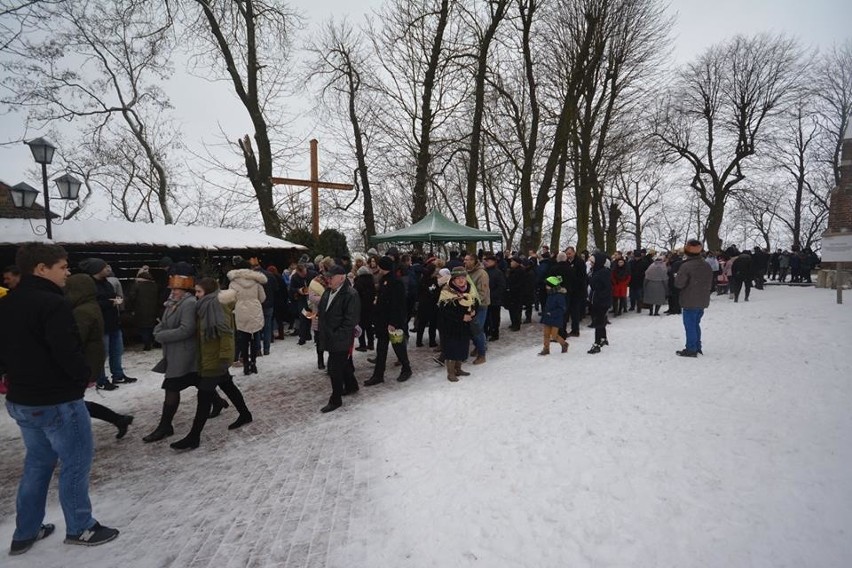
[473,355,486,365]
[455,361,470,376]
[446,360,458,382]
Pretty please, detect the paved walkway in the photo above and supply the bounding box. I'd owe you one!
[0,324,536,567]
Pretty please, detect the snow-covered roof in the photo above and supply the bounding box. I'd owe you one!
[0,217,306,251]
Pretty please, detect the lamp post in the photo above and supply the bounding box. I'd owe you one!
[26,137,57,239]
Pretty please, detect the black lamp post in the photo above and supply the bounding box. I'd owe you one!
[26,137,58,239]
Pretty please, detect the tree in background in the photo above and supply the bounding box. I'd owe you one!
[185,0,300,239]
[653,34,802,251]
[2,0,179,223]
[315,228,350,259]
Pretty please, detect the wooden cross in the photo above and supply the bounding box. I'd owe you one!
[270,139,353,239]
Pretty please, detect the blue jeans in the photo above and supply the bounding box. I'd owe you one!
[682,308,704,352]
[472,306,488,356]
[6,399,96,539]
[99,329,125,384]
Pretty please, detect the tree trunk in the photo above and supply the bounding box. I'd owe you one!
[465,0,508,229]
[703,199,725,252]
[411,0,451,224]
[550,145,568,251]
[347,66,375,238]
[605,201,620,254]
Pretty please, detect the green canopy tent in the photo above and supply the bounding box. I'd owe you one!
[370,209,502,244]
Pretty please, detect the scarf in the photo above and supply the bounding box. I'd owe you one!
[439,280,477,313]
[196,290,230,340]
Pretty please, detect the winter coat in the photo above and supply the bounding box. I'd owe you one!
[416,272,441,320]
[675,255,713,309]
[128,276,160,328]
[643,261,669,305]
[588,253,613,309]
[731,254,753,281]
[568,257,588,299]
[505,266,527,307]
[547,261,574,297]
[540,287,568,327]
[0,274,90,406]
[467,261,491,307]
[227,268,267,333]
[153,293,198,379]
[629,256,650,289]
[353,273,376,328]
[255,267,278,310]
[94,276,121,332]
[289,270,312,309]
[65,274,105,383]
[317,280,360,353]
[437,282,479,340]
[196,289,236,379]
[374,272,408,329]
[485,265,507,306]
[611,264,631,298]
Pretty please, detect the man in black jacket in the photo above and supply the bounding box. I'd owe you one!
[316,265,361,413]
[483,254,506,341]
[365,256,412,384]
[587,251,612,353]
[80,258,136,389]
[0,243,119,555]
[565,247,588,337]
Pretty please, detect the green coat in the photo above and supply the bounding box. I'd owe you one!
[65,274,105,382]
[197,289,236,379]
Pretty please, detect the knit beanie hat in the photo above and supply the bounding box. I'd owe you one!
[378,256,394,271]
[80,258,107,275]
[357,266,371,276]
[545,275,562,287]
[450,267,467,278]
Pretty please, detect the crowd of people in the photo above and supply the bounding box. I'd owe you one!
[0,239,819,556]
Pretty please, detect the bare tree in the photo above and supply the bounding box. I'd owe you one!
[612,148,663,250]
[459,0,509,229]
[185,0,301,238]
[652,34,802,251]
[814,40,852,188]
[305,18,378,238]
[2,0,179,222]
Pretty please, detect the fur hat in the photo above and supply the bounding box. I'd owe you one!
[684,239,703,256]
[378,256,394,271]
[79,258,107,276]
[167,274,195,291]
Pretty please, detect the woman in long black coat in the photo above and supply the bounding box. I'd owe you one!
[437,268,479,382]
[415,263,440,348]
[353,266,376,351]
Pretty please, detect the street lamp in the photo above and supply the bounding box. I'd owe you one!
[9,182,39,209]
[10,138,80,239]
[27,137,57,239]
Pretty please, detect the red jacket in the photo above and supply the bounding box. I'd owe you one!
[611,267,631,298]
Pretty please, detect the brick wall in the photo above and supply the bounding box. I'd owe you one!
[826,133,852,233]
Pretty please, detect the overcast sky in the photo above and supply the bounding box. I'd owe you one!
[1,0,849,218]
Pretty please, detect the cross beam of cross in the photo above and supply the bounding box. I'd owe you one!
[270,139,353,239]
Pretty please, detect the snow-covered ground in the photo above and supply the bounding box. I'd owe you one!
[2,285,851,567]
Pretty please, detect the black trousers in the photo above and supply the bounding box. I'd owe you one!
[590,305,609,344]
[327,350,358,404]
[485,304,502,338]
[236,330,259,364]
[372,327,411,379]
[568,296,585,334]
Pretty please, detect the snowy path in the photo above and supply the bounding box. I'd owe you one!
[2,286,851,567]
